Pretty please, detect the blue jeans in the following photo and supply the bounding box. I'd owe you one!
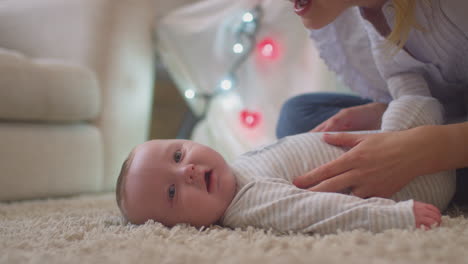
[276,92,372,139]
[454,168,468,205]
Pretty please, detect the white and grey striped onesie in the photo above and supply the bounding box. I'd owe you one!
[221,77,456,235]
[221,130,455,235]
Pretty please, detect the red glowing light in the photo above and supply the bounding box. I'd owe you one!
[256,38,280,60]
[240,109,261,129]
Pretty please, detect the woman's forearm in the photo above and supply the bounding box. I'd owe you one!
[412,122,468,173]
[435,122,468,170]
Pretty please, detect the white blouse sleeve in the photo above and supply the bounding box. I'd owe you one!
[308,8,391,103]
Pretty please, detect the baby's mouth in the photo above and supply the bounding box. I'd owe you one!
[204,170,212,193]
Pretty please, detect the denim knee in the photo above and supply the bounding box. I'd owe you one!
[276,94,338,138]
[276,96,308,138]
[276,93,372,139]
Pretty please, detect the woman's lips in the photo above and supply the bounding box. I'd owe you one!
[294,0,311,16]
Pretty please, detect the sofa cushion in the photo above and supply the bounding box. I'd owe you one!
[0,48,100,122]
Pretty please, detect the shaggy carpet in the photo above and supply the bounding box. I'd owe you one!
[2,193,468,264]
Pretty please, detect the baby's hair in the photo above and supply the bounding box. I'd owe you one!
[115,150,136,224]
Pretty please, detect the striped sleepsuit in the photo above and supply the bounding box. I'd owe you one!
[221,97,456,236]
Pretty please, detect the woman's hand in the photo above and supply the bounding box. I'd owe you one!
[311,102,388,132]
[293,127,443,198]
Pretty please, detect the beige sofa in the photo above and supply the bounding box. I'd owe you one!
[0,0,156,200]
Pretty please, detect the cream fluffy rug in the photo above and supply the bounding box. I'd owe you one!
[2,193,468,264]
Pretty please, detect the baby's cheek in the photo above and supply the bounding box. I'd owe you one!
[185,191,212,211]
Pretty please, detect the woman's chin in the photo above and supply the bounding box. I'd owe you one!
[302,19,329,30]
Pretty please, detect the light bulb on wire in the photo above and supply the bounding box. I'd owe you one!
[242,12,254,23]
[184,89,195,99]
[220,78,234,91]
[233,43,244,54]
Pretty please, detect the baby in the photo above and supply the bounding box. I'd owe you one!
[116,132,455,235]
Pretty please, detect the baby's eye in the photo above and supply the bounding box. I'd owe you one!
[168,184,176,199]
[173,150,182,163]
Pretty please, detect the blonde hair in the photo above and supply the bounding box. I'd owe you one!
[115,151,135,224]
[386,0,426,50]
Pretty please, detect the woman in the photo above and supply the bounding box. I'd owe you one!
[278,0,468,202]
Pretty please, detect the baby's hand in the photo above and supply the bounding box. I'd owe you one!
[413,201,441,230]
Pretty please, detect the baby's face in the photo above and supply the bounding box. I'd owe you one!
[123,139,236,227]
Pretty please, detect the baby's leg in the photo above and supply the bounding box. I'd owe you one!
[391,170,456,211]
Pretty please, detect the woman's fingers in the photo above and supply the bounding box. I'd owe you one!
[311,115,343,132]
[323,133,364,148]
[293,165,338,188]
[349,186,375,199]
[293,152,354,189]
[302,129,433,199]
[311,122,326,132]
[307,171,356,194]
[293,133,365,189]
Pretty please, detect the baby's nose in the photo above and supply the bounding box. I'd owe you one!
[180,164,197,183]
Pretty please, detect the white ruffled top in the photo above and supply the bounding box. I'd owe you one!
[309,0,468,125]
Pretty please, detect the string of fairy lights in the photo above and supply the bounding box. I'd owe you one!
[183,4,263,119]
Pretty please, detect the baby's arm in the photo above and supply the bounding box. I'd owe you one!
[382,73,444,131]
[222,180,439,235]
[381,73,444,131]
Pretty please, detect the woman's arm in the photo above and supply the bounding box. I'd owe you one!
[293,122,468,198]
